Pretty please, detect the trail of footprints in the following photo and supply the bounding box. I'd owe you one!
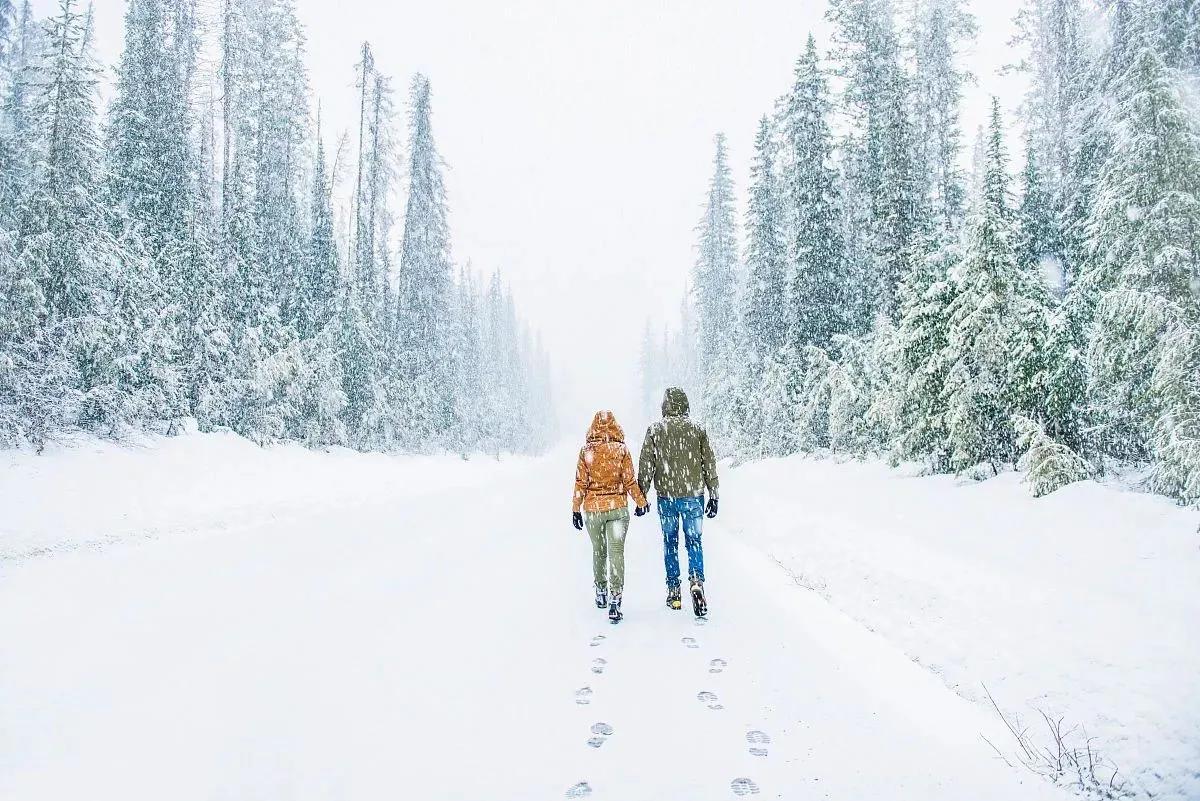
[566,631,769,798]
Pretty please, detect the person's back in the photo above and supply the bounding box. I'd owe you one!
[637,388,718,615]
[638,387,718,501]
[572,410,648,622]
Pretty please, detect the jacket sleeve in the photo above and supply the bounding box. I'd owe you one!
[700,428,719,499]
[572,449,588,513]
[623,446,648,508]
[637,427,656,498]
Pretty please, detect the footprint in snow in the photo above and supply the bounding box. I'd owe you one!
[589,635,606,648]
[730,777,760,796]
[591,658,607,675]
[586,721,613,748]
[696,691,723,710]
[565,781,593,798]
[747,730,771,757]
[574,687,593,705]
[681,636,699,649]
[709,658,727,674]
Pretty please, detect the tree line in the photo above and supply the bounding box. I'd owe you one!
[642,0,1200,502]
[0,0,556,455]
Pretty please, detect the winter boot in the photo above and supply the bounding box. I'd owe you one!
[608,593,623,623]
[690,580,707,618]
[595,586,608,609]
[666,585,682,610]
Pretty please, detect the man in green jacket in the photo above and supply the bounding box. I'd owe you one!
[637,387,719,615]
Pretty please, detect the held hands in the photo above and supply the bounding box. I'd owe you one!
[572,512,583,531]
[634,505,650,517]
[705,498,719,519]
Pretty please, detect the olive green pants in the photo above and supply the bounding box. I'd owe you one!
[585,507,629,595]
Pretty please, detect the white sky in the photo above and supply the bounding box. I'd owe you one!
[53,0,1028,434]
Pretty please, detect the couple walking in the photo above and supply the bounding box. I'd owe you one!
[571,387,719,623]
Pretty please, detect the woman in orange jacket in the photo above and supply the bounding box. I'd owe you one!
[572,410,650,622]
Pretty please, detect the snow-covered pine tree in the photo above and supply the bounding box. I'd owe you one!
[0,222,78,448]
[0,0,16,61]
[176,91,235,430]
[1150,325,1200,504]
[692,133,740,440]
[297,118,339,341]
[1083,38,1200,467]
[1148,0,1200,69]
[743,115,787,363]
[942,98,1049,472]
[350,42,376,296]
[1013,413,1090,496]
[0,0,35,225]
[337,282,387,450]
[909,0,975,231]
[449,265,485,453]
[1015,141,1061,288]
[394,74,453,448]
[361,68,396,314]
[1011,0,1087,202]
[780,35,849,351]
[105,0,211,426]
[827,0,926,318]
[891,241,962,469]
[479,270,524,455]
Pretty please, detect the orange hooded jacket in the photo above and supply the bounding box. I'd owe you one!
[572,411,648,514]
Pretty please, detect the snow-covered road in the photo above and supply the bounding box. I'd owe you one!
[0,439,1069,801]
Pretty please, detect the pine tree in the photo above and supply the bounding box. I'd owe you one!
[943,99,1049,471]
[1012,0,1087,197]
[1013,413,1090,496]
[742,115,787,365]
[449,265,485,453]
[1015,141,1061,286]
[297,119,339,341]
[0,1,16,62]
[891,242,962,469]
[1149,0,1200,69]
[1150,325,1200,504]
[0,0,36,225]
[828,0,926,317]
[910,0,975,231]
[692,133,739,437]
[394,74,454,447]
[780,36,849,350]
[1083,40,1200,463]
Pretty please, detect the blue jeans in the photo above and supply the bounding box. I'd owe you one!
[658,496,705,588]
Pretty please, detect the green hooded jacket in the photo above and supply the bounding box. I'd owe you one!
[637,387,719,500]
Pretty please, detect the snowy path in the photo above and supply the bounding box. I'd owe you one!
[1,445,1067,801]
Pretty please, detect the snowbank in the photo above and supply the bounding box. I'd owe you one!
[0,431,530,561]
[723,456,1200,801]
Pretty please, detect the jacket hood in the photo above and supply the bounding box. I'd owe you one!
[586,410,625,444]
[661,387,690,417]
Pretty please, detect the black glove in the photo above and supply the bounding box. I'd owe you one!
[572,512,583,530]
[634,505,649,517]
[705,498,718,519]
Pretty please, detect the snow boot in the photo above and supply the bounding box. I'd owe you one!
[595,586,608,609]
[608,593,623,624]
[666,585,682,611]
[690,580,707,618]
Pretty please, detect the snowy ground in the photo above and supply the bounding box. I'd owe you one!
[724,456,1200,801]
[0,434,1186,800]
